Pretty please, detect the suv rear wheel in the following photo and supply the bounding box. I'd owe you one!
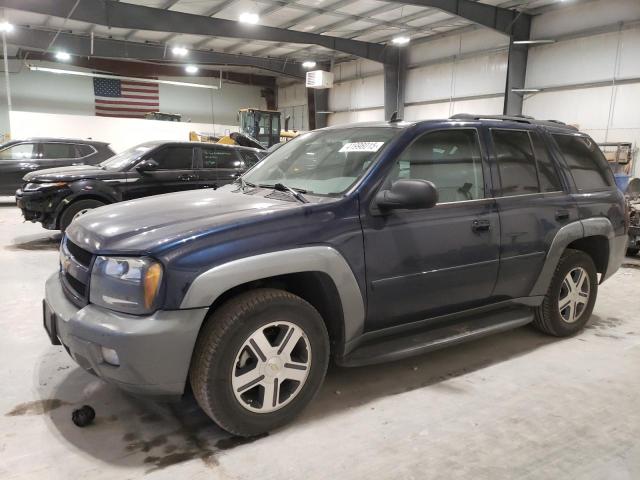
[533,249,598,337]
[59,199,106,232]
[190,288,330,436]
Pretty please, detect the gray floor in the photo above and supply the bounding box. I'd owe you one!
[1,201,639,480]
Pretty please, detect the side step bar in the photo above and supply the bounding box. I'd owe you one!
[340,307,534,367]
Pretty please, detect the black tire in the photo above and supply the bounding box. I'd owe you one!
[627,248,639,257]
[190,288,330,436]
[533,248,598,337]
[59,199,106,232]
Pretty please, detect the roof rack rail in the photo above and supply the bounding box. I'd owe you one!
[449,114,578,131]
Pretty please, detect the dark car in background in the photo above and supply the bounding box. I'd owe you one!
[0,138,114,195]
[16,140,266,231]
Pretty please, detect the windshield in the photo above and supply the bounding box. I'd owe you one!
[99,143,156,170]
[242,127,399,195]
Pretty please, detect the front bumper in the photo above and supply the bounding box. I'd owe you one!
[15,188,68,229]
[44,272,208,398]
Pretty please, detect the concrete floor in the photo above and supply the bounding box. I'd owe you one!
[0,201,639,480]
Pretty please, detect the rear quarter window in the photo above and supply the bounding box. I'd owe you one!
[552,134,613,191]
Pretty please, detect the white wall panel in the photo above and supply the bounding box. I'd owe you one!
[526,33,620,88]
[406,63,454,103]
[610,84,640,129]
[333,58,383,82]
[278,83,309,131]
[327,108,384,126]
[522,86,613,130]
[452,52,507,97]
[404,96,503,121]
[408,29,508,65]
[329,74,384,111]
[531,0,640,40]
[10,111,236,152]
[617,28,640,79]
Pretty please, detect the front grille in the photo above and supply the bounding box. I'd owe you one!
[65,272,87,297]
[60,236,94,306]
[66,239,93,267]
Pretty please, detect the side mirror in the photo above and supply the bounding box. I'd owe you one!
[136,159,159,173]
[375,179,438,211]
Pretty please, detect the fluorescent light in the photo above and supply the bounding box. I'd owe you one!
[239,12,260,24]
[513,39,555,45]
[0,21,13,33]
[27,65,218,89]
[55,51,71,61]
[512,88,541,93]
[391,35,410,45]
[302,61,316,69]
[171,46,188,56]
[185,65,199,74]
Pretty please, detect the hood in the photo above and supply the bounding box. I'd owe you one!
[66,187,300,253]
[23,165,114,182]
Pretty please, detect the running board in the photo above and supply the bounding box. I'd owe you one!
[340,308,534,367]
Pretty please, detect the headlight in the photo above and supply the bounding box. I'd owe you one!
[23,182,68,191]
[90,256,163,315]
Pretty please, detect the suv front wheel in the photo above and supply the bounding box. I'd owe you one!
[190,288,330,436]
[533,249,598,337]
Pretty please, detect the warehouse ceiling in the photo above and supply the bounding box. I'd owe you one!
[2,0,571,78]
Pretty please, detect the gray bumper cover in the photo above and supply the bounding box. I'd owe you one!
[45,273,208,398]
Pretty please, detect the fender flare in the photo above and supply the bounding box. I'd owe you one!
[179,246,366,344]
[530,217,615,296]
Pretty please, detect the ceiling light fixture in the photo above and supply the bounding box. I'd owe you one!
[302,61,316,69]
[391,35,410,46]
[512,88,541,93]
[0,21,13,33]
[55,51,71,61]
[171,46,188,56]
[185,65,199,74]
[239,12,260,24]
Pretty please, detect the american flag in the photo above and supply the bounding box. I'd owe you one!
[93,77,160,118]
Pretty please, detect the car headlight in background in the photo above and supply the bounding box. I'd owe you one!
[90,256,163,315]
[23,182,68,192]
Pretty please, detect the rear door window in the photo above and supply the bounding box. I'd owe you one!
[41,143,79,159]
[492,130,539,197]
[552,134,613,191]
[76,144,96,158]
[238,150,262,168]
[150,146,194,170]
[202,147,240,169]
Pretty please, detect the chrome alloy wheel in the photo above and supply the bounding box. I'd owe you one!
[231,321,312,413]
[558,267,590,324]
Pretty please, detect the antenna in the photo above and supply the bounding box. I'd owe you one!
[389,111,402,123]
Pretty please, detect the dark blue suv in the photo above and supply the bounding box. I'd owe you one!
[43,114,628,436]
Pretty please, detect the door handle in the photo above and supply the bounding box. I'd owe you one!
[472,219,491,232]
[178,174,198,181]
[555,209,570,221]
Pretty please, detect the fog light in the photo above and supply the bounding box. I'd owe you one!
[100,346,120,366]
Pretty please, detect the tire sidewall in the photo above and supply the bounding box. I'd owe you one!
[59,199,105,231]
[546,251,598,335]
[201,294,329,435]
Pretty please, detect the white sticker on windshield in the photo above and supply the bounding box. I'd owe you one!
[339,142,385,153]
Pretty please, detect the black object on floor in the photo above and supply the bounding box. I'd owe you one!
[72,405,96,427]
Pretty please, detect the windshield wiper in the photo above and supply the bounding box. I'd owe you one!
[258,183,309,203]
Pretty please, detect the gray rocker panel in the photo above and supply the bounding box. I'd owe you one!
[180,246,366,344]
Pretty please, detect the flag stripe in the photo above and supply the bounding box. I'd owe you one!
[96,99,159,106]
[94,76,159,119]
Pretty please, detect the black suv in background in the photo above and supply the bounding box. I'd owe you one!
[0,138,114,195]
[16,141,266,231]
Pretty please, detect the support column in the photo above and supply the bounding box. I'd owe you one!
[312,89,329,129]
[503,40,529,116]
[503,17,531,116]
[384,47,407,121]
